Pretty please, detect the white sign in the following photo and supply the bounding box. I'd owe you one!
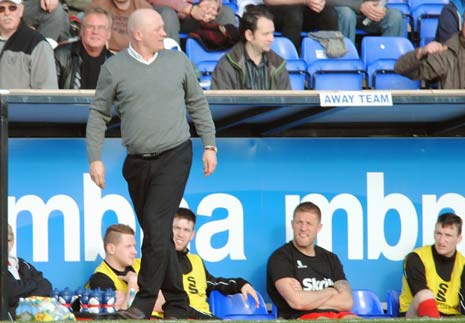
[319,91,393,107]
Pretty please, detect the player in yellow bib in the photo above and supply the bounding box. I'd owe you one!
[400,212,465,317]
[157,207,260,319]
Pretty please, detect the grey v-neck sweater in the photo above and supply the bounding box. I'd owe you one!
[86,49,216,162]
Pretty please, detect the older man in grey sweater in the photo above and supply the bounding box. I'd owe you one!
[86,8,217,320]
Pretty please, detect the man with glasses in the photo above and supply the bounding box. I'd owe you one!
[55,7,113,89]
[0,0,58,89]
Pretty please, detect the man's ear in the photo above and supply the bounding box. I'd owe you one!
[106,243,116,255]
[244,29,253,42]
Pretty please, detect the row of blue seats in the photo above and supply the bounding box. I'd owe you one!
[207,289,401,320]
[186,36,420,90]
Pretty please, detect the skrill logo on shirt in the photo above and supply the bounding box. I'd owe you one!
[302,277,335,291]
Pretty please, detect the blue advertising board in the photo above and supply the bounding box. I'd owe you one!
[8,137,465,301]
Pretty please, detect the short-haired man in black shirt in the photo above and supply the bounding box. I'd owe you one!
[267,201,356,319]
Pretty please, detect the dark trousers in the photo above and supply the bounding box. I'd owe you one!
[122,140,193,318]
[268,4,339,51]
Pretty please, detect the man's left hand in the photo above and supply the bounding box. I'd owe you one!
[202,149,217,176]
[40,0,59,12]
[240,283,260,308]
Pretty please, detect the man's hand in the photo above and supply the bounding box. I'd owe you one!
[360,1,386,22]
[118,271,138,283]
[202,149,217,176]
[240,283,260,308]
[306,0,325,13]
[90,160,105,189]
[416,41,447,59]
[40,0,59,12]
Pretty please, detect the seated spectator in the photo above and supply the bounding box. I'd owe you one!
[8,224,52,319]
[267,202,357,319]
[156,207,259,319]
[55,7,113,89]
[263,0,338,51]
[0,0,58,89]
[211,4,291,90]
[150,0,236,45]
[87,224,140,310]
[435,0,464,43]
[394,26,465,89]
[22,0,70,42]
[399,213,465,317]
[88,0,152,52]
[326,0,403,45]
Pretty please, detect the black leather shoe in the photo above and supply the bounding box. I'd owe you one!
[118,306,147,320]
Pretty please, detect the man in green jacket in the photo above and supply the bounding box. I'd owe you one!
[394,22,465,89]
[211,4,291,90]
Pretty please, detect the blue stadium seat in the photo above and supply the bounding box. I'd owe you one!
[409,0,448,46]
[301,36,365,90]
[386,290,400,317]
[185,38,228,90]
[271,36,307,90]
[352,289,386,318]
[361,36,420,89]
[208,290,276,320]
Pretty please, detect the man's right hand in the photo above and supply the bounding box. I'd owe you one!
[90,160,105,189]
[307,0,325,13]
[416,41,447,59]
[360,1,386,22]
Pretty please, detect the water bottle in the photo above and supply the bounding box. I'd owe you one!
[16,298,34,321]
[88,289,102,314]
[102,289,116,314]
[127,288,136,308]
[80,289,90,313]
[51,288,60,301]
[58,287,73,311]
[362,0,387,26]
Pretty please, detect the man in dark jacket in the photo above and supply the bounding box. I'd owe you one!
[394,22,465,89]
[8,224,52,318]
[211,4,291,90]
[435,0,463,44]
[55,7,112,89]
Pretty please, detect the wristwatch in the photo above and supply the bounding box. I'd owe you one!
[204,146,218,153]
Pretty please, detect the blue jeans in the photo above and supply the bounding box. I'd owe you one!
[335,6,404,44]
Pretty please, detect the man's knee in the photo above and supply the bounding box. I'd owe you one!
[380,8,404,35]
[335,6,356,25]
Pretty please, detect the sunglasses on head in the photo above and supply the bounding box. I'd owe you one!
[0,5,18,13]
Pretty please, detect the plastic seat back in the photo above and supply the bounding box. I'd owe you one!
[361,36,420,89]
[352,289,385,318]
[271,37,307,90]
[386,290,400,317]
[301,37,364,89]
[208,290,276,320]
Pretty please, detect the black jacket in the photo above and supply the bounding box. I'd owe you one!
[8,257,52,317]
[54,40,112,89]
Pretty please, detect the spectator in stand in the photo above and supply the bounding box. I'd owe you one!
[435,0,464,43]
[55,7,113,89]
[8,224,52,319]
[326,0,403,45]
[0,0,58,89]
[394,23,465,89]
[154,207,259,319]
[211,4,290,90]
[263,0,339,51]
[267,202,357,319]
[22,0,70,42]
[88,0,152,52]
[399,213,465,317]
[150,0,236,45]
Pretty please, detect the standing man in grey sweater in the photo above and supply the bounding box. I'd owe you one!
[86,8,217,320]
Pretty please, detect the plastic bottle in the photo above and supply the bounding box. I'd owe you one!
[362,0,387,26]
[127,288,136,308]
[16,298,34,321]
[80,289,90,313]
[58,287,73,311]
[102,289,116,314]
[88,289,101,314]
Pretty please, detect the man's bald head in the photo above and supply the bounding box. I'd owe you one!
[128,8,162,37]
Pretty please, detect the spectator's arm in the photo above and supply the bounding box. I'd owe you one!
[30,41,59,89]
